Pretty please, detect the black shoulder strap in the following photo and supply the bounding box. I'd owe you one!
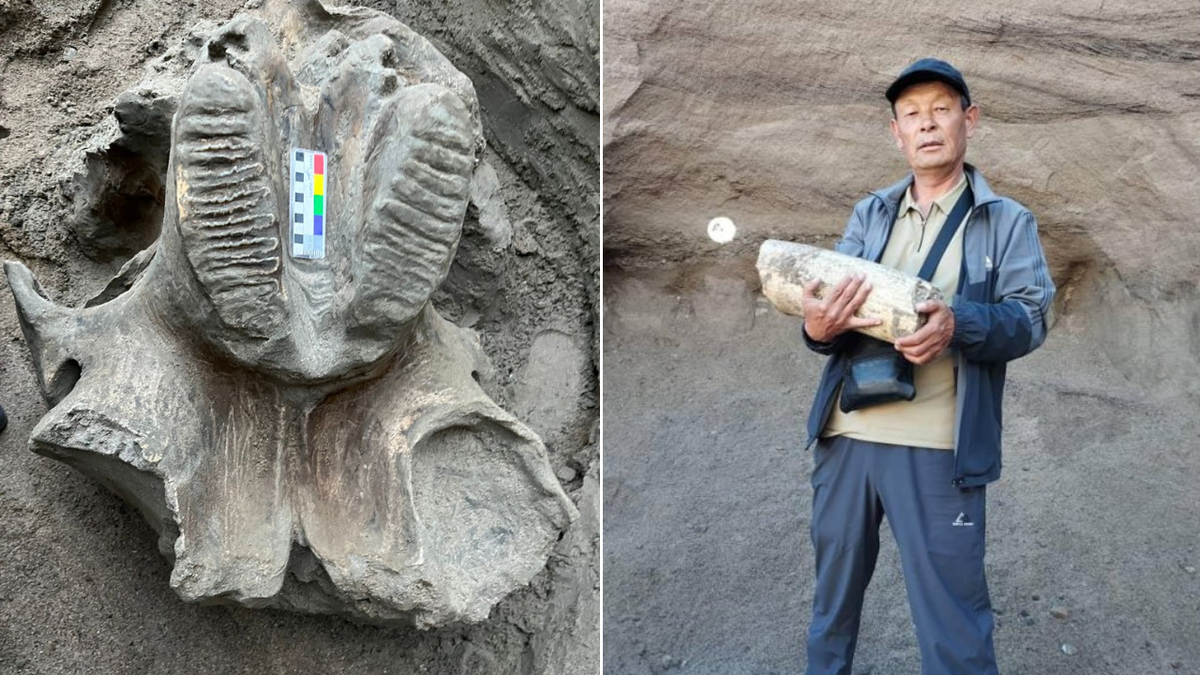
[916,183,974,282]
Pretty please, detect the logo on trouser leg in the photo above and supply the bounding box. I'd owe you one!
[952,512,974,527]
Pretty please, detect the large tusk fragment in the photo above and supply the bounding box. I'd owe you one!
[756,240,943,343]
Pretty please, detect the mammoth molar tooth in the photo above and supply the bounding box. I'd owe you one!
[175,64,285,338]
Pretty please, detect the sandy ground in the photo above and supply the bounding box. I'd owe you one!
[602,262,1200,675]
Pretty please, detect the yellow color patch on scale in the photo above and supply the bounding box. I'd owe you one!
[314,174,324,195]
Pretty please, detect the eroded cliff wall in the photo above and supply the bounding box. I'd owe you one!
[604,2,1200,673]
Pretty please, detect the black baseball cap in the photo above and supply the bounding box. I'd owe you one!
[885,58,970,105]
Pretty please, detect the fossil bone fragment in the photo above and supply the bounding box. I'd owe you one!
[5,2,577,628]
[757,239,943,342]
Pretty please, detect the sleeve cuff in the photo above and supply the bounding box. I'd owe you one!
[802,324,842,354]
[950,305,969,347]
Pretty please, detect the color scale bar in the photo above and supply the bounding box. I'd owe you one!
[289,148,327,260]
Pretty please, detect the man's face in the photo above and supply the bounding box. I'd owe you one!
[889,80,979,175]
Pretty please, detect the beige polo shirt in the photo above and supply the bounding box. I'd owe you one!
[822,176,970,450]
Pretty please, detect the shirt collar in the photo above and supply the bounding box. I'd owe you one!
[898,174,969,218]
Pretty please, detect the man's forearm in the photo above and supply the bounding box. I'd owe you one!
[950,299,1040,363]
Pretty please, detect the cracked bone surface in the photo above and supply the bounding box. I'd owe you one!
[4,2,577,628]
[757,240,943,343]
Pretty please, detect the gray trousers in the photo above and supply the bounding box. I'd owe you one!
[805,436,998,675]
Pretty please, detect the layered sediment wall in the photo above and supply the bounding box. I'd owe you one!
[604,2,1200,672]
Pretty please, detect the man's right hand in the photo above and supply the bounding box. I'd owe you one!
[800,274,881,343]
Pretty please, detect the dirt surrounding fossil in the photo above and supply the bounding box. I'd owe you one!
[0,0,598,673]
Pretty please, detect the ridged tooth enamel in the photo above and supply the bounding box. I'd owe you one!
[175,65,284,337]
[351,85,474,329]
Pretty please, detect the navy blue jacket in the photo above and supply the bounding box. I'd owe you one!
[804,165,1056,487]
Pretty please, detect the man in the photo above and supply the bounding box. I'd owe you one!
[798,58,1055,674]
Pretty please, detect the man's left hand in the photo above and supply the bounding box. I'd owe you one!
[895,300,954,365]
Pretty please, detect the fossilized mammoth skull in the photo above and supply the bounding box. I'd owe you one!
[5,2,577,628]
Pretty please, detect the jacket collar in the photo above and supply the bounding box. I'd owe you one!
[870,163,1002,211]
